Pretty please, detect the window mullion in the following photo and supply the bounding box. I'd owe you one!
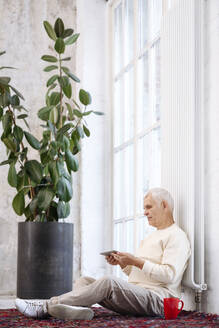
[121,0,126,252]
[133,0,138,254]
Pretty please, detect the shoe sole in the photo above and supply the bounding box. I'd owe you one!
[48,304,94,320]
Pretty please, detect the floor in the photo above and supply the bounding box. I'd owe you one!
[0,296,101,310]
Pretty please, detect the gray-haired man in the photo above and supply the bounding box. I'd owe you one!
[15,188,191,320]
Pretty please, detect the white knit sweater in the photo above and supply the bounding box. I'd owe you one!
[123,223,191,299]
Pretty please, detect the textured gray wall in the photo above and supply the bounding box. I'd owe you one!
[0,0,81,295]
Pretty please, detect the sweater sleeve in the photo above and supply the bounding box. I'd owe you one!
[142,233,191,284]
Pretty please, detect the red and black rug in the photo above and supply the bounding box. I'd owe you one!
[0,306,219,327]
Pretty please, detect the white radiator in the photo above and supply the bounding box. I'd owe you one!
[160,0,207,291]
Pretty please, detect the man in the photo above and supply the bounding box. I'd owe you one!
[15,188,191,320]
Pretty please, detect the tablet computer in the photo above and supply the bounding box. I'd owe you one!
[100,250,117,256]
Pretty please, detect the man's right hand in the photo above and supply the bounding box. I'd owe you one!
[105,254,126,269]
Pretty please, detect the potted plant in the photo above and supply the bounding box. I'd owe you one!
[0,18,102,299]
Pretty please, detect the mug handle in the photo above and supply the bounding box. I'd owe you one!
[178,300,184,313]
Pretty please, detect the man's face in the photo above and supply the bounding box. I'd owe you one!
[143,194,164,228]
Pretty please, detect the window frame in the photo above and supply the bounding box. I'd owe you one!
[107,0,168,274]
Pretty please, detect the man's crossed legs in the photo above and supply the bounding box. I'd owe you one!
[15,275,164,320]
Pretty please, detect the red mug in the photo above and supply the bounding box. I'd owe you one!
[163,297,184,320]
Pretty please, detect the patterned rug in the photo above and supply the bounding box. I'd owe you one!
[0,306,219,327]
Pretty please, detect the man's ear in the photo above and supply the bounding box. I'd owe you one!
[161,200,168,209]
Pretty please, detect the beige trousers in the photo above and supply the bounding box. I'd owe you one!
[47,276,164,317]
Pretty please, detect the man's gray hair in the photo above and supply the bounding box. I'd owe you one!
[145,188,174,212]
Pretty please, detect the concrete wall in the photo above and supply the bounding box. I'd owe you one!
[0,0,80,294]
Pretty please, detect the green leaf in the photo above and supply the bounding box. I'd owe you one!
[24,160,43,184]
[17,114,28,119]
[2,111,12,135]
[73,99,80,109]
[16,174,24,192]
[37,188,54,211]
[63,135,70,150]
[23,118,30,129]
[0,51,6,56]
[83,124,90,137]
[0,77,10,84]
[0,159,13,166]
[73,109,83,118]
[47,74,59,87]
[58,76,69,88]
[57,176,73,202]
[54,18,64,37]
[38,106,53,121]
[83,110,93,116]
[57,123,73,137]
[20,147,28,162]
[29,197,38,214]
[63,29,74,38]
[24,131,41,150]
[43,21,57,41]
[41,55,58,62]
[66,102,73,120]
[79,89,92,105]
[63,83,72,99]
[11,95,20,106]
[0,66,16,70]
[50,92,60,106]
[12,191,25,215]
[65,150,79,172]
[47,201,58,221]
[48,161,59,186]
[48,120,56,136]
[43,65,58,72]
[61,67,69,74]
[71,130,81,154]
[65,33,80,45]
[57,160,65,176]
[8,164,17,187]
[13,125,23,143]
[64,70,80,83]
[61,57,71,61]
[1,92,10,107]
[76,126,84,138]
[40,150,50,165]
[2,138,16,152]
[54,38,65,54]
[9,85,25,100]
[57,201,70,218]
[49,106,59,124]
[24,204,34,221]
[93,111,104,115]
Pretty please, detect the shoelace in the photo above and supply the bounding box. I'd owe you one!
[25,301,45,318]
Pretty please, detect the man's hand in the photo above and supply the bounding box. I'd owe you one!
[106,252,145,270]
[105,253,121,266]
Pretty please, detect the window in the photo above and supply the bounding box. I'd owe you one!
[110,0,163,278]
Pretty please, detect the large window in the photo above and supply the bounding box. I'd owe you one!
[110,0,163,277]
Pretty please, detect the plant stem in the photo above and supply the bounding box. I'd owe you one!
[59,54,63,128]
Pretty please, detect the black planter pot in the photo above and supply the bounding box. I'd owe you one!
[17,222,73,299]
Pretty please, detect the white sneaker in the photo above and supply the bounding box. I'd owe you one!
[48,303,94,320]
[15,298,48,318]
